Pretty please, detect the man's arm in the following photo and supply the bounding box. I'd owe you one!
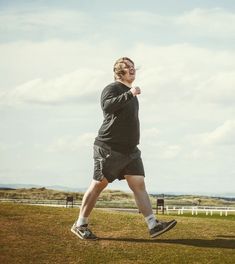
[102,86,141,114]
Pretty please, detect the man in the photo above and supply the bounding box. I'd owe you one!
[71,57,177,240]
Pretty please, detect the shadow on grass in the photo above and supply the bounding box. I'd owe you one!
[99,237,235,249]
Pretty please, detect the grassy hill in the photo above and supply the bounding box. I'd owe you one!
[0,188,234,208]
[0,203,234,264]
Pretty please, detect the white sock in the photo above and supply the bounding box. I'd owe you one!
[145,214,157,229]
[76,216,88,227]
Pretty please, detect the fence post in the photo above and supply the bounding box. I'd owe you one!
[66,196,74,208]
[156,196,164,215]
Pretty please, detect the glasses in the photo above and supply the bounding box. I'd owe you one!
[124,66,138,71]
[123,66,140,75]
[124,65,140,71]
[124,67,135,75]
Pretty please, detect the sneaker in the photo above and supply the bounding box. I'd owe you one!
[71,223,98,240]
[150,219,177,238]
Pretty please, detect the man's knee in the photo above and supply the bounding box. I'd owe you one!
[91,178,109,192]
[125,175,146,193]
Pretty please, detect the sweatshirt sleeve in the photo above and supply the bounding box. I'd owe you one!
[101,86,134,113]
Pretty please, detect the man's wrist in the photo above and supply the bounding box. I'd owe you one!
[128,90,135,97]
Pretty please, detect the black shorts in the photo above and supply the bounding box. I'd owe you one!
[93,144,145,183]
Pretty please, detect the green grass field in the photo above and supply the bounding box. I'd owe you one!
[0,203,235,264]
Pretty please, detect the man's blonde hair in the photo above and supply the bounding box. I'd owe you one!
[113,57,134,80]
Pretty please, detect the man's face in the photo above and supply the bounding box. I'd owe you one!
[122,60,136,83]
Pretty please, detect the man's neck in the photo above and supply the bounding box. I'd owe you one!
[116,80,133,88]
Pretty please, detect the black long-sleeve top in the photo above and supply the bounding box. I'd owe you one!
[95,81,140,153]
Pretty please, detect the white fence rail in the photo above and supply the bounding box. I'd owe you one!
[1,199,235,216]
[160,206,235,216]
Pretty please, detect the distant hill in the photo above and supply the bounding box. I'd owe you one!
[0,183,234,199]
[0,187,235,206]
[0,187,16,190]
[149,191,235,199]
[0,184,86,193]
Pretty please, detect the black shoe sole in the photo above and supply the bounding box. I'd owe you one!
[151,220,177,238]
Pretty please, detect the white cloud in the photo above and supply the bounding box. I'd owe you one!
[0,9,90,38]
[0,39,116,87]
[187,120,235,160]
[176,8,235,37]
[2,68,106,105]
[0,40,234,131]
[47,133,96,152]
[0,141,23,151]
[142,128,160,140]
[189,148,215,160]
[196,72,235,104]
[142,140,181,160]
[0,142,8,151]
[2,7,233,44]
[112,11,167,27]
[133,43,235,105]
[161,144,181,159]
[197,120,235,146]
[114,8,235,38]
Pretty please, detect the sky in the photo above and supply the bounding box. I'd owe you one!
[0,0,235,195]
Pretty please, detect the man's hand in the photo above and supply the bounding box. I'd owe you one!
[130,86,141,96]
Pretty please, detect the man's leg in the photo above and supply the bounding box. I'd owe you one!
[124,175,153,217]
[79,177,109,219]
[71,178,108,240]
[125,175,177,238]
